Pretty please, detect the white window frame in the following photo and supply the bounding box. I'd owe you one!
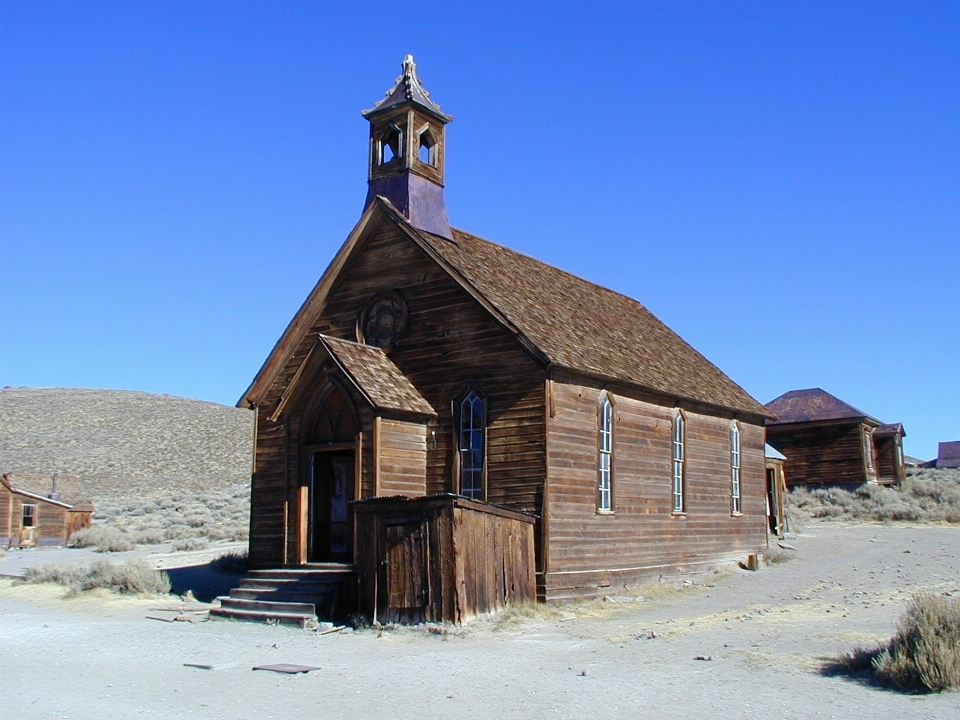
[22,503,37,528]
[672,411,685,513]
[863,426,875,474]
[730,422,742,515]
[598,394,613,512]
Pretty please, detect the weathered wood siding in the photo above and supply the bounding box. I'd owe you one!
[0,491,72,547]
[874,436,904,485]
[249,219,546,568]
[543,379,767,601]
[353,495,536,624]
[376,419,428,496]
[766,422,871,489]
[0,485,10,544]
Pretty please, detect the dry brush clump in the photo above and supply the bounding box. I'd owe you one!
[68,525,135,552]
[787,468,960,524]
[838,593,960,692]
[24,558,172,596]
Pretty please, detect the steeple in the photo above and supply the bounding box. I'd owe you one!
[362,55,453,240]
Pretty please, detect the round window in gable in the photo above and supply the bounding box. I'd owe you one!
[357,290,408,351]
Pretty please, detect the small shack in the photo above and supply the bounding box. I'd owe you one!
[0,473,93,548]
[352,494,536,624]
[764,444,788,536]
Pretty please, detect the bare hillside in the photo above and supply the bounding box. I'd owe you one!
[0,387,253,503]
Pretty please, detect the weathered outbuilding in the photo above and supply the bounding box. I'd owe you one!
[237,56,772,621]
[0,473,93,548]
[765,389,906,489]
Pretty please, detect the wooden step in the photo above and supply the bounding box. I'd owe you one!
[218,597,317,615]
[210,604,316,628]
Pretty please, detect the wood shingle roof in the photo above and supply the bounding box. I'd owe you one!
[765,388,879,426]
[320,335,436,417]
[418,227,770,418]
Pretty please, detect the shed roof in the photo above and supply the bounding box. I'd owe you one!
[873,423,905,437]
[320,335,436,417]
[765,388,879,426]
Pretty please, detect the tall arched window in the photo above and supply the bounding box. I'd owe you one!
[672,412,685,513]
[457,386,486,500]
[730,422,742,515]
[598,394,613,511]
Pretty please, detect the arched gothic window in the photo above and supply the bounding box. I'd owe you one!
[672,411,686,513]
[730,422,742,515]
[456,386,486,500]
[598,394,613,511]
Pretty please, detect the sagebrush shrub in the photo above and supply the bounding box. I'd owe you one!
[24,558,171,595]
[875,593,960,692]
[68,525,134,553]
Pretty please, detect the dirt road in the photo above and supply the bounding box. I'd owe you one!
[2,522,958,719]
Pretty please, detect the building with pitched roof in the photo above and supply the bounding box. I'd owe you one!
[1,473,93,547]
[237,57,773,620]
[765,388,906,488]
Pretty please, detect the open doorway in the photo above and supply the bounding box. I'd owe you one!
[308,451,355,562]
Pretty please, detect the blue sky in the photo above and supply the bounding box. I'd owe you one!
[1,1,957,460]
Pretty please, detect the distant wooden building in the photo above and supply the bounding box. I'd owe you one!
[0,473,93,548]
[765,388,906,489]
[936,440,960,469]
[238,56,772,621]
[764,444,788,535]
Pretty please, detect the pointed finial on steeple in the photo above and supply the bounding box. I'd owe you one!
[363,54,452,122]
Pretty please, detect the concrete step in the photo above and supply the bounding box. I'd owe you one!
[218,597,317,615]
[210,605,316,628]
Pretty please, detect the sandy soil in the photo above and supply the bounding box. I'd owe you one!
[2,522,959,719]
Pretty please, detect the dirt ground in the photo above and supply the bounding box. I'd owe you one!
[2,521,959,719]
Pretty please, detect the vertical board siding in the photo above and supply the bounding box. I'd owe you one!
[354,495,536,624]
[377,419,428,496]
[544,380,767,601]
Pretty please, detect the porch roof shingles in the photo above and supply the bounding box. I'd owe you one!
[320,335,436,417]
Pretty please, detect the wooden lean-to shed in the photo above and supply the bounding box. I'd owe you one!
[765,389,906,489]
[232,56,773,624]
[1,473,93,548]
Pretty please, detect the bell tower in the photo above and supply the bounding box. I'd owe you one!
[362,55,453,240]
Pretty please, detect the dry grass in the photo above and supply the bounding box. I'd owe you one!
[68,525,135,552]
[835,593,960,692]
[23,558,172,596]
[787,468,960,525]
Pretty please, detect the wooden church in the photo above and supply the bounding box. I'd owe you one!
[236,56,772,623]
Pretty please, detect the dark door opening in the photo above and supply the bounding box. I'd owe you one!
[308,452,355,563]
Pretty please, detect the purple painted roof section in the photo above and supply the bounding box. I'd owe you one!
[765,388,880,426]
[362,55,452,122]
[365,174,452,240]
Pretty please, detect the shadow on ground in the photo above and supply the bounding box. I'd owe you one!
[165,563,244,602]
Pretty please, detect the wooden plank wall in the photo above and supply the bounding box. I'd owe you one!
[544,379,767,601]
[353,496,535,624]
[377,419,428,496]
[453,504,536,622]
[1,493,71,547]
[766,422,870,489]
[0,486,11,543]
[874,436,903,485]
